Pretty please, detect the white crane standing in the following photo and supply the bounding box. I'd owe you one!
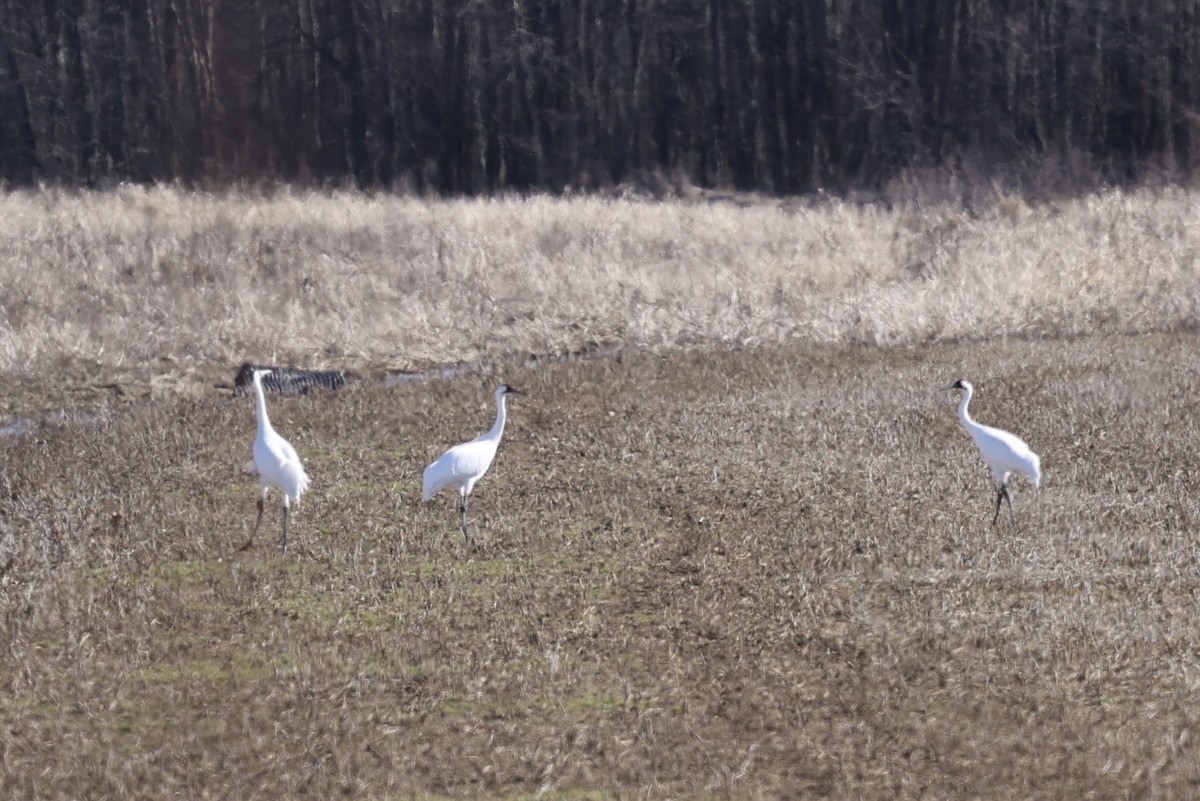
[240,368,310,552]
[951,379,1041,531]
[422,384,521,543]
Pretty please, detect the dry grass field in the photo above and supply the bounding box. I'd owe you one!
[3,185,1200,798]
[1,182,1199,406]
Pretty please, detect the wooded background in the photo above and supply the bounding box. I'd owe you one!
[1,0,1197,194]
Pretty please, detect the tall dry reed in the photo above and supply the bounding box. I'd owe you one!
[0,184,1197,382]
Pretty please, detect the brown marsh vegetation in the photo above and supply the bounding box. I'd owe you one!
[3,186,1200,798]
[1,182,1199,407]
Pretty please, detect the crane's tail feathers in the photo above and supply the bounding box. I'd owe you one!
[297,472,311,502]
[283,463,311,505]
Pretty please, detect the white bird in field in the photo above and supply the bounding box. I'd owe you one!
[422,384,522,543]
[240,368,310,552]
[951,379,1041,531]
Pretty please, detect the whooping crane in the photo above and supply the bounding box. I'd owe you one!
[951,379,1041,531]
[422,384,521,543]
[240,368,311,552]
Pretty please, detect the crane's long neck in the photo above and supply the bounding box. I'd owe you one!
[485,394,508,443]
[957,386,975,429]
[253,375,273,434]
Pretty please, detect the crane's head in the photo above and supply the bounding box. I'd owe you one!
[951,379,971,392]
[497,384,522,397]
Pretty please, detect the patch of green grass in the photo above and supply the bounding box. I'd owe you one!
[446,557,526,580]
[326,477,410,494]
[557,688,671,717]
[922,698,953,716]
[439,695,522,721]
[135,650,288,686]
[629,609,670,627]
[149,558,237,588]
[269,593,349,626]
[379,791,618,801]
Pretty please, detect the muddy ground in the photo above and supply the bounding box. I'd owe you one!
[2,333,1200,799]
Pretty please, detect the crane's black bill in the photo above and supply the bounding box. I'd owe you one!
[501,385,523,395]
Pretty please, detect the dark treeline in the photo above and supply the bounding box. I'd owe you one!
[1,0,1198,195]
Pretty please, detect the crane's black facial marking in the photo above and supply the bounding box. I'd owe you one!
[501,384,522,395]
[951,380,967,391]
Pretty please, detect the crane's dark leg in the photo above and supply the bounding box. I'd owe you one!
[992,483,1019,532]
[1001,485,1019,533]
[281,504,289,552]
[459,492,472,544]
[239,496,266,551]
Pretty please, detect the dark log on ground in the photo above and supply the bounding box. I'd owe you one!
[233,362,347,396]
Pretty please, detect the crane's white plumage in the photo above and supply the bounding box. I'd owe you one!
[952,379,1040,530]
[422,384,520,542]
[240,368,310,551]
